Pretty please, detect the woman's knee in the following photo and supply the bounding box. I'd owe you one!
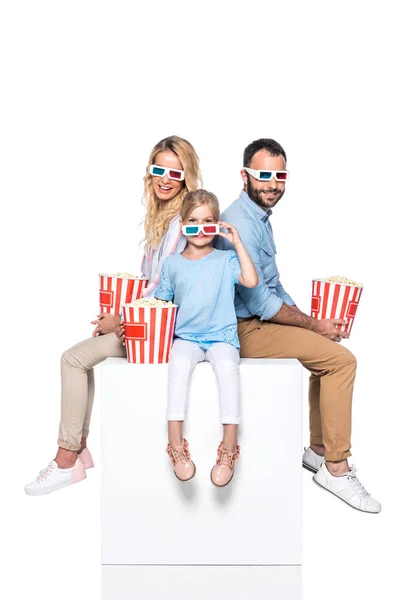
[61,347,73,367]
[61,347,80,369]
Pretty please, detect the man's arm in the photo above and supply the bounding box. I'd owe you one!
[232,219,285,320]
[270,303,349,341]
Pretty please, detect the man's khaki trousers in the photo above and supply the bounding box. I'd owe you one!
[58,334,126,451]
[238,319,357,462]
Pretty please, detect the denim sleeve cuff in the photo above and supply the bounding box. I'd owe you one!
[281,294,295,306]
[261,295,284,321]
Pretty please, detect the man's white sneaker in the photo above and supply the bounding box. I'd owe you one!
[313,463,381,513]
[25,457,87,496]
[302,446,325,473]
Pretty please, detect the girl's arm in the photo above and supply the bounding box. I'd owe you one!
[218,221,258,288]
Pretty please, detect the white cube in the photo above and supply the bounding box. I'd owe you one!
[101,357,303,599]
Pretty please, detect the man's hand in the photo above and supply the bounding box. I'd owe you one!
[270,305,349,343]
[314,319,349,342]
[91,313,121,337]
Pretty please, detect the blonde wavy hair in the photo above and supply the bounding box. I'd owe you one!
[180,189,220,222]
[143,136,202,247]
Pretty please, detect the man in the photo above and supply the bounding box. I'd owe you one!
[216,138,380,513]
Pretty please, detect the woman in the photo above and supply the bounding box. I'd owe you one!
[25,135,202,496]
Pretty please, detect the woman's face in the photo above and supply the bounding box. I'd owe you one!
[151,150,185,202]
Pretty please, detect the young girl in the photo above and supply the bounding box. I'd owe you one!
[25,135,202,496]
[154,189,258,487]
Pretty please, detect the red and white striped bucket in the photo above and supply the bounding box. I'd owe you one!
[311,279,363,334]
[99,274,148,315]
[122,304,177,364]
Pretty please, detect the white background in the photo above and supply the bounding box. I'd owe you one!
[1,1,399,599]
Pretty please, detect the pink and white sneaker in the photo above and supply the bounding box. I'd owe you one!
[25,457,87,496]
[78,448,94,469]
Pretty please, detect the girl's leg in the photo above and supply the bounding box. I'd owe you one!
[168,421,183,447]
[205,343,241,487]
[167,339,205,427]
[205,342,240,429]
[222,424,239,453]
[166,340,204,482]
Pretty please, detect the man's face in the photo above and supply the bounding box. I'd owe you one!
[241,150,286,210]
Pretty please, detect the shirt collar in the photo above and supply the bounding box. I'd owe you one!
[239,189,272,221]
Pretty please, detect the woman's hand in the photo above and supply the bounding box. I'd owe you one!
[115,323,126,345]
[91,313,121,337]
[217,221,242,247]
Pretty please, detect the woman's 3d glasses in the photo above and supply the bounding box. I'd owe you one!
[182,223,220,236]
[149,164,185,181]
[243,167,289,182]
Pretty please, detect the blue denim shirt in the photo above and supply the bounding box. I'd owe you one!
[216,190,295,320]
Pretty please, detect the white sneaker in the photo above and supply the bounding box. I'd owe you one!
[313,463,381,513]
[25,457,87,496]
[302,446,325,473]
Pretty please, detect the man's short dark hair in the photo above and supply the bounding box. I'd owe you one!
[243,138,287,167]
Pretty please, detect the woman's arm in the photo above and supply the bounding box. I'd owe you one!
[141,216,186,298]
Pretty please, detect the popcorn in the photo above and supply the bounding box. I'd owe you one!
[316,275,363,288]
[101,272,144,279]
[124,298,177,308]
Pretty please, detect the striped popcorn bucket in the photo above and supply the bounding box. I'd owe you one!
[99,274,148,315]
[311,279,363,334]
[122,304,177,364]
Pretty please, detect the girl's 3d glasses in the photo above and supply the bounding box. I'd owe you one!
[149,164,185,181]
[182,223,220,236]
[243,167,289,181]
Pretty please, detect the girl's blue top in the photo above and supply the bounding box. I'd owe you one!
[154,249,241,350]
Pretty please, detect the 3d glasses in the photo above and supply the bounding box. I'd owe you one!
[149,164,185,181]
[243,167,289,182]
[182,223,220,236]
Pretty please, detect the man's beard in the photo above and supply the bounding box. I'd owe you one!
[246,175,285,210]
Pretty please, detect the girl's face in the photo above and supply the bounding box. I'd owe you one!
[182,204,218,248]
[151,150,184,202]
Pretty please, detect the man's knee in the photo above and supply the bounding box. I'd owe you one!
[338,345,357,371]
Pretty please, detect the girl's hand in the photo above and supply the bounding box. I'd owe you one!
[91,313,121,337]
[217,221,242,246]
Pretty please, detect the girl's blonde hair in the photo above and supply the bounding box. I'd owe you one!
[180,189,220,222]
[143,136,202,247]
